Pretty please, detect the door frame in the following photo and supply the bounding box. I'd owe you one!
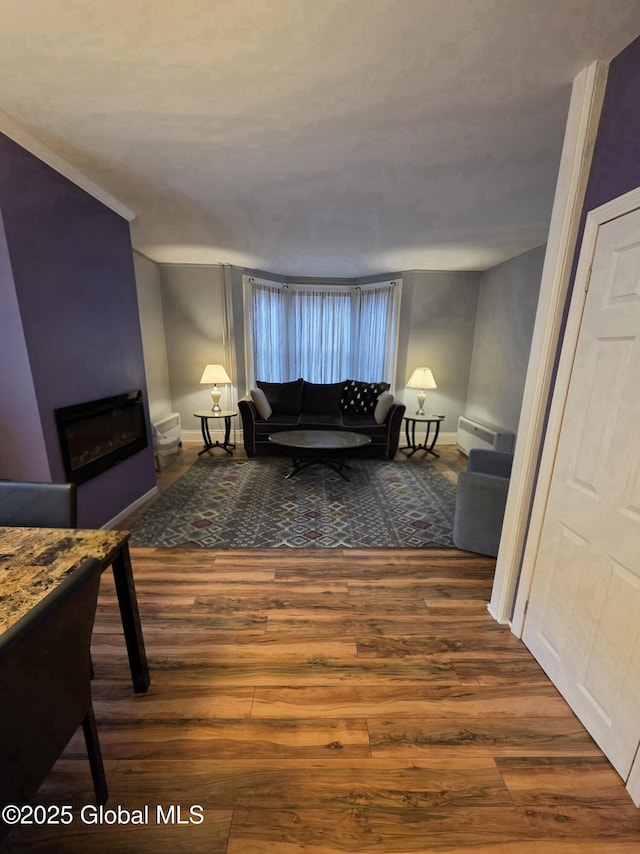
[515,184,640,806]
[488,61,607,624]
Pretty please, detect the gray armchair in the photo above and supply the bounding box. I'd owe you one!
[453,449,513,557]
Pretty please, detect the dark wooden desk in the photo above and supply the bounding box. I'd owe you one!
[0,526,150,693]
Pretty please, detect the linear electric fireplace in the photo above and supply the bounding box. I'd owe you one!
[55,391,148,485]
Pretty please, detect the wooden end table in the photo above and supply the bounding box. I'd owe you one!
[400,414,445,458]
[194,409,237,456]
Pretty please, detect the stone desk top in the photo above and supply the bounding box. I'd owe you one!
[0,526,130,635]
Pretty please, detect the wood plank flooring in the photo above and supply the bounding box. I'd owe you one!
[4,447,640,852]
[5,547,640,852]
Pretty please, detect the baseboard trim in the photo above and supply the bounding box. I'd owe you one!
[486,602,510,625]
[436,432,457,446]
[101,486,158,530]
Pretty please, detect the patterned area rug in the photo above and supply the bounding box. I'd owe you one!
[129,457,456,549]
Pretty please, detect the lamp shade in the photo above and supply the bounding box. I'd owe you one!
[200,364,231,385]
[406,368,437,390]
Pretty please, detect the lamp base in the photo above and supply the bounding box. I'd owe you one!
[416,391,426,416]
[211,387,222,412]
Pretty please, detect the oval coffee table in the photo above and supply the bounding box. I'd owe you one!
[268,429,371,480]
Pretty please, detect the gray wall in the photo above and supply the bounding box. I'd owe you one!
[159,264,228,431]
[133,251,172,424]
[138,257,541,446]
[399,271,481,433]
[229,266,482,437]
[466,245,545,435]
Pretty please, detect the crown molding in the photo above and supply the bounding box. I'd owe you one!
[0,110,136,222]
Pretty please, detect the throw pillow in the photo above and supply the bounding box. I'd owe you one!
[341,380,390,415]
[256,378,304,416]
[373,391,394,424]
[250,388,272,420]
[301,381,345,415]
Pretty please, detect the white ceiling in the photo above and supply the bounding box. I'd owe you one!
[2,0,640,277]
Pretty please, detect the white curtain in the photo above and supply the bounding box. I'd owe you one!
[288,287,352,382]
[245,277,401,387]
[352,283,400,383]
[249,282,288,382]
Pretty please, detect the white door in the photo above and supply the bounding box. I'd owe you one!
[522,204,640,781]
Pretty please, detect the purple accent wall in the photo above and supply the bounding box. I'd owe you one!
[583,36,640,213]
[561,35,640,304]
[554,36,640,392]
[0,133,156,527]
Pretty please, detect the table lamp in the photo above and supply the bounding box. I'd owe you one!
[406,367,437,415]
[200,364,231,411]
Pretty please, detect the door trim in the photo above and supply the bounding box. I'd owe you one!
[488,61,608,626]
[514,184,640,622]
[628,746,640,807]
[515,184,640,806]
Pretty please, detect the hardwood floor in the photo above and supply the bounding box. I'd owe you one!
[4,447,640,852]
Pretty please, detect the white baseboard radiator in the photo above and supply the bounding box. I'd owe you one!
[151,412,182,469]
[456,416,514,456]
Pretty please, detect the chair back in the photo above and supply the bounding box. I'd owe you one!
[453,451,514,557]
[0,557,101,806]
[467,449,514,479]
[0,481,77,528]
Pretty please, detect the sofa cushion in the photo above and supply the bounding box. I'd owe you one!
[255,414,300,439]
[341,414,389,440]
[301,381,345,416]
[250,388,272,420]
[257,378,304,416]
[298,413,343,428]
[341,380,390,415]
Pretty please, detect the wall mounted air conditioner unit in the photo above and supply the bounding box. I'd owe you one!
[457,416,514,456]
[152,412,182,469]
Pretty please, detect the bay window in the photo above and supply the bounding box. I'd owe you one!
[243,276,401,388]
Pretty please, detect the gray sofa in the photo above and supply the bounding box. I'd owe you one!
[238,378,406,459]
[452,448,514,557]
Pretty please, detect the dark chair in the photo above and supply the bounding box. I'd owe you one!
[0,481,77,528]
[452,449,514,557]
[0,557,107,836]
[0,480,101,681]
